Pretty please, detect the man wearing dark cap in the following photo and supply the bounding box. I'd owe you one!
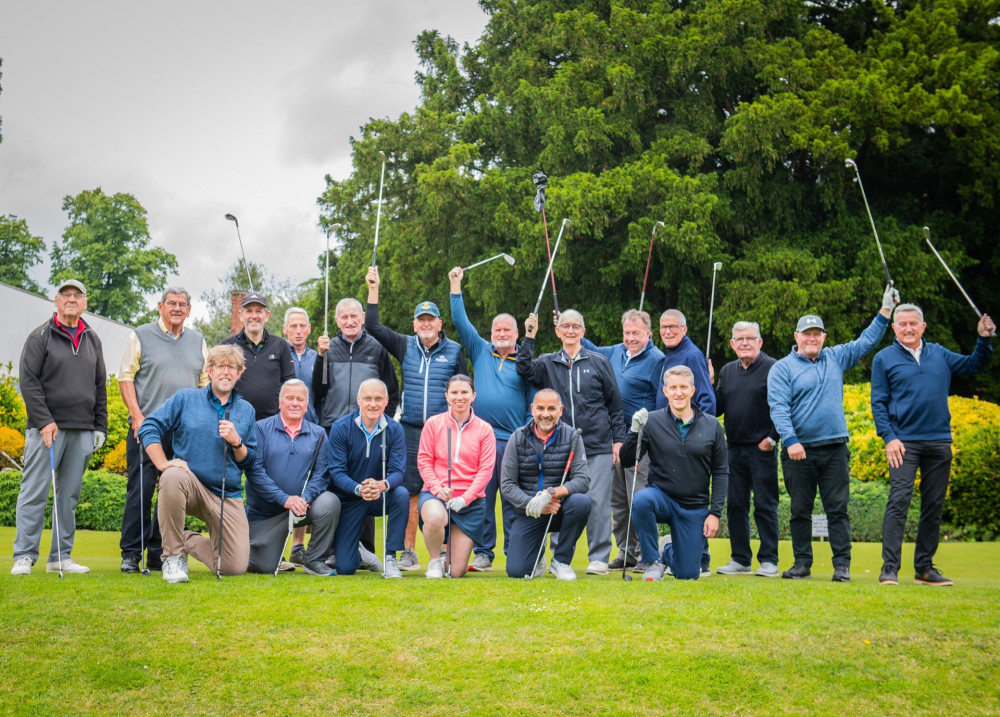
[767,286,896,582]
[364,266,466,571]
[222,292,296,420]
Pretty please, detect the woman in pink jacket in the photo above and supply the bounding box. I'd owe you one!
[418,375,497,578]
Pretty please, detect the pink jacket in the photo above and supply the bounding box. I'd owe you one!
[418,410,496,505]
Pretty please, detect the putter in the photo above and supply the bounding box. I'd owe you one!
[639,221,665,313]
[924,227,995,336]
[48,442,64,579]
[532,218,571,316]
[139,455,150,576]
[706,261,722,357]
[533,171,560,313]
[371,151,387,267]
[224,214,255,293]
[274,437,325,576]
[446,426,453,579]
[844,159,893,288]
[460,253,516,272]
[217,410,231,579]
[525,429,582,580]
[621,424,644,582]
[380,424,388,578]
[321,223,342,386]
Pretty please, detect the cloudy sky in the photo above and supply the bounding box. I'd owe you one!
[0,1,488,320]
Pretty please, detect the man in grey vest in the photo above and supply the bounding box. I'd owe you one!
[118,287,208,573]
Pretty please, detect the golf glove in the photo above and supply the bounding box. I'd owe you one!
[445,497,466,513]
[94,431,106,450]
[631,408,649,433]
[525,490,552,518]
[882,284,900,311]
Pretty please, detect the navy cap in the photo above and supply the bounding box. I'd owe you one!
[241,292,269,309]
[413,301,441,319]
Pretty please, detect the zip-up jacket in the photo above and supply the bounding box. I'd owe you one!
[450,291,531,440]
[221,328,296,419]
[621,407,728,516]
[516,338,626,456]
[768,312,889,447]
[581,337,664,423]
[326,409,407,500]
[500,421,590,516]
[244,414,330,521]
[871,336,992,443]
[365,302,465,428]
[714,351,779,445]
[655,335,715,415]
[288,344,319,423]
[311,330,400,428]
[20,315,108,431]
[417,410,496,505]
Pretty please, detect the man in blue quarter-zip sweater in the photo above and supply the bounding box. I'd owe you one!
[872,305,994,587]
[517,309,626,576]
[364,266,466,571]
[449,266,533,571]
[767,285,896,583]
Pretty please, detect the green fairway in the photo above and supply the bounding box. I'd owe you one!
[2,526,998,716]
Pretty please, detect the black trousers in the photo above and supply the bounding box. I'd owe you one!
[782,442,851,568]
[726,443,779,565]
[120,428,172,560]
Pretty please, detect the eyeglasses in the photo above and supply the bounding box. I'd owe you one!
[58,291,85,299]
[732,337,759,344]
[164,301,189,309]
[660,325,685,332]
[559,323,583,331]
[211,364,240,372]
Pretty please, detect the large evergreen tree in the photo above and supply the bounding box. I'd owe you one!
[0,214,45,294]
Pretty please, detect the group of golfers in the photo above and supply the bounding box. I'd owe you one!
[11,271,994,587]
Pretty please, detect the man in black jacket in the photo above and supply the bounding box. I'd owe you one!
[623,365,728,581]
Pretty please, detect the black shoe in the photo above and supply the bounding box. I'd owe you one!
[879,568,898,585]
[146,553,163,571]
[120,556,139,574]
[914,566,953,586]
[290,546,306,566]
[608,556,636,570]
[781,563,811,579]
[831,564,851,582]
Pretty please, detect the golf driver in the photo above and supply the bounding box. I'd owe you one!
[217,410,230,579]
[532,218,571,316]
[844,159,893,288]
[48,442,63,579]
[461,253,516,272]
[924,226,995,336]
[525,428,582,580]
[639,221,666,313]
[706,261,722,357]
[533,171,560,313]
[139,456,150,576]
[274,437,325,576]
[224,214,255,293]
[380,425,388,578]
[446,426,453,579]
[371,151,387,267]
[321,223,343,386]
[621,424,644,582]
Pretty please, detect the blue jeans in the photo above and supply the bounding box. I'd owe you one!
[505,493,591,577]
[632,484,708,580]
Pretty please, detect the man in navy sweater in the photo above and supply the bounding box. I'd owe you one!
[872,305,994,586]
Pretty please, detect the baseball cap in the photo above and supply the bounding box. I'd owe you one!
[795,315,825,332]
[56,279,87,295]
[241,292,269,309]
[413,301,441,319]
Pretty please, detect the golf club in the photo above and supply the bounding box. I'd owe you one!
[48,442,63,578]
[924,226,995,336]
[639,221,666,313]
[844,159,893,288]
[460,253,516,273]
[533,171,560,313]
[139,456,150,576]
[525,428,582,580]
[371,151,387,267]
[224,214,255,293]
[532,218,571,316]
[217,410,230,579]
[706,261,723,357]
[1,449,23,470]
[380,425,388,578]
[621,424,644,582]
[446,426,453,579]
[274,437,325,576]
[321,223,342,386]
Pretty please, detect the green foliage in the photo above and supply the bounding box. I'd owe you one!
[89,376,129,470]
[0,362,26,433]
[50,188,178,325]
[0,214,45,294]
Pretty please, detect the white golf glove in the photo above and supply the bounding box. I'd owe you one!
[882,284,900,311]
[94,431,106,450]
[631,408,649,433]
[445,497,467,513]
[525,489,552,518]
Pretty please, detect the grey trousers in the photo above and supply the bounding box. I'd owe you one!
[612,453,649,563]
[550,452,613,564]
[247,491,341,574]
[13,428,93,563]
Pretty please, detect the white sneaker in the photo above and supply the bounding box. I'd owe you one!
[756,561,780,577]
[532,555,547,578]
[425,557,445,579]
[11,556,32,575]
[382,555,402,579]
[46,558,89,574]
[549,560,577,581]
[358,543,382,573]
[179,553,189,575]
[585,560,609,575]
[162,555,189,583]
[717,560,752,575]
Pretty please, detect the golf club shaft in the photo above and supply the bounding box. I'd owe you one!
[923,227,993,335]
[225,215,255,293]
[639,222,665,313]
[372,152,387,267]
[446,426,452,578]
[1,449,23,470]
[540,210,560,313]
[49,442,63,578]
[274,438,324,576]
[527,429,581,579]
[846,160,893,288]
[462,253,513,272]
[218,411,230,578]
[706,263,721,357]
[532,218,570,316]
[139,452,146,574]
[381,428,388,577]
[621,424,643,580]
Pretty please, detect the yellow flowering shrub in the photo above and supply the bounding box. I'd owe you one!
[101,439,128,475]
[0,425,25,468]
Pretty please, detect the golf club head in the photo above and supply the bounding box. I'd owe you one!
[844,158,857,170]
[653,220,665,234]
[330,222,343,231]
[379,150,386,160]
[561,218,571,228]
[713,262,723,271]
[225,213,239,227]
[622,572,633,582]
[141,567,150,577]
[923,226,931,241]
[503,253,515,265]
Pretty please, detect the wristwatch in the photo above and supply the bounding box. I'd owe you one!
[354,485,362,497]
[547,487,557,498]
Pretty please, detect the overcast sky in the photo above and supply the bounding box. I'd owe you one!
[0,1,488,320]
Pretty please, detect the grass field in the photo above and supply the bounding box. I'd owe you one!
[2,525,998,716]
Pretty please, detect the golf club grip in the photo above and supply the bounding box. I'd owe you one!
[446,426,452,488]
[322,355,328,385]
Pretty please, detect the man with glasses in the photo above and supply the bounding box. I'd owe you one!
[282,307,319,423]
[713,322,780,577]
[117,286,208,574]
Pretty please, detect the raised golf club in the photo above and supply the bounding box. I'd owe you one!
[924,226,995,336]
[460,253,516,273]
[621,423,644,582]
[48,443,64,578]
[844,159,893,288]
[446,426,453,579]
[639,221,666,313]
[217,410,230,579]
[274,437,325,576]
[321,222,343,386]
[533,171,561,313]
[525,428,582,580]
[139,458,150,576]
[224,213,255,293]
[532,218,571,316]
[371,151,387,267]
[706,261,722,357]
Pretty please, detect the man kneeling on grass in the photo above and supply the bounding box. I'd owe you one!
[138,345,257,583]
[244,379,340,577]
[622,366,728,581]
[500,389,591,580]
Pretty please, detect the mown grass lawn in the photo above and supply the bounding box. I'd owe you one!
[1,525,998,716]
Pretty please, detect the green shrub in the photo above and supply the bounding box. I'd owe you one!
[0,362,26,433]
